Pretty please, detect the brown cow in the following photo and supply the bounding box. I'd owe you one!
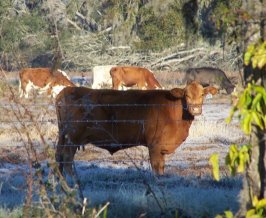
[19,68,75,98]
[55,81,217,176]
[110,66,162,90]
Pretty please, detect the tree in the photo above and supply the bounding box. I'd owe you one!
[209,0,266,216]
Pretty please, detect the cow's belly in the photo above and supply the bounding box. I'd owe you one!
[74,122,146,153]
[26,81,50,94]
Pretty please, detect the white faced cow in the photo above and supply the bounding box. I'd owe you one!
[91,65,116,89]
[19,68,75,98]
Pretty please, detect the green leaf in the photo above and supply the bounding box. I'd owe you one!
[242,112,252,134]
[224,210,234,218]
[256,198,266,210]
[252,56,259,69]
[209,153,220,181]
[257,56,266,69]
[251,111,264,130]
[237,153,245,173]
[254,86,266,94]
[245,209,256,218]
[252,196,259,207]
[251,93,262,110]
[244,51,252,65]
[226,107,237,123]
[237,91,247,109]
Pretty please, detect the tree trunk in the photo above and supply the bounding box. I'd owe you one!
[239,0,266,216]
[238,127,266,216]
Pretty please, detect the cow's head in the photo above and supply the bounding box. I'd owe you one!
[170,81,218,116]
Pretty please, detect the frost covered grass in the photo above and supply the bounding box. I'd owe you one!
[0,83,246,217]
[0,162,242,218]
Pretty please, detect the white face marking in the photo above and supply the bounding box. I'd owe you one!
[92,65,116,89]
[57,69,70,80]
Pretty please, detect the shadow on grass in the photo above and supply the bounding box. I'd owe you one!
[0,161,242,218]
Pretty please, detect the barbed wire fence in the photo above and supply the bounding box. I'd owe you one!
[0,68,245,217]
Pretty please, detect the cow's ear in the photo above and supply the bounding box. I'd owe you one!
[170,88,185,98]
[204,86,218,95]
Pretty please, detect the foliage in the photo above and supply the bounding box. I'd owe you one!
[216,197,266,218]
[211,33,266,216]
[215,210,235,218]
[210,81,266,179]
[246,196,266,218]
[209,144,251,181]
[210,0,243,39]
[227,83,266,134]
[209,153,220,181]
[0,2,48,53]
[210,80,266,180]
[136,1,184,51]
[225,144,251,175]
[244,41,266,69]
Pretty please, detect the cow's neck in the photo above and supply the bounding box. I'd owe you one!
[181,99,194,121]
[182,109,194,121]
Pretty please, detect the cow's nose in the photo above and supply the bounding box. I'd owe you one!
[189,105,202,115]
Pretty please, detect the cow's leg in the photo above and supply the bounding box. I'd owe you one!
[55,140,65,175]
[47,87,53,98]
[111,77,121,90]
[138,82,147,90]
[56,133,77,177]
[24,82,33,98]
[56,144,77,177]
[62,145,77,177]
[148,147,165,175]
[19,80,28,98]
[18,80,23,98]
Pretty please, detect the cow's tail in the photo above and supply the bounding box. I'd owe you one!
[55,94,66,174]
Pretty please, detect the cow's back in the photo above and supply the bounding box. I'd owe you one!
[110,66,162,89]
[20,68,52,87]
[56,87,181,151]
[185,67,234,93]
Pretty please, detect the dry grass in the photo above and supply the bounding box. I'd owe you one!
[0,77,246,217]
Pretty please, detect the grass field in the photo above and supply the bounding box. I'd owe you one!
[0,73,246,217]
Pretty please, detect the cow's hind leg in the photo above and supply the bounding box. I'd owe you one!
[56,138,77,177]
[63,145,77,177]
[148,147,165,175]
[19,80,28,98]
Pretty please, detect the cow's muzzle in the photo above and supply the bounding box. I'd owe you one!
[187,104,202,116]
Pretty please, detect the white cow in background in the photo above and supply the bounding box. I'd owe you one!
[91,65,116,89]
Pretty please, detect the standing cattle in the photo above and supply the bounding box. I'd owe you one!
[19,68,75,98]
[110,66,162,90]
[184,67,235,94]
[55,81,217,176]
[91,65,116,89]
